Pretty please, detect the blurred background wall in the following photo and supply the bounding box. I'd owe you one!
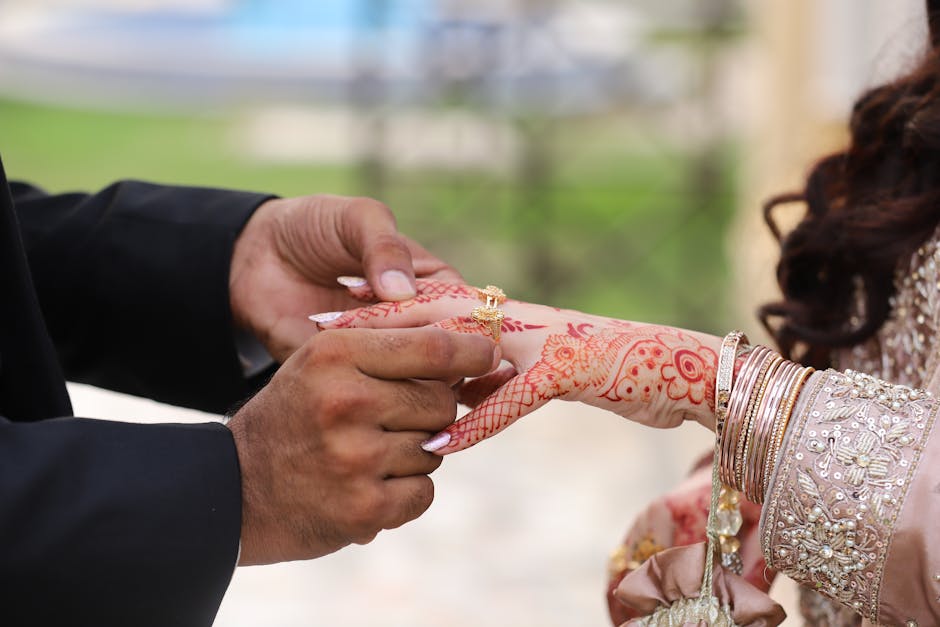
[0,0,927,625]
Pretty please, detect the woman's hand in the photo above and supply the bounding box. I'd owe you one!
[313,280,723,454]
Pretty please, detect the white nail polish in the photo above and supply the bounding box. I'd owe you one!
[308,311,343,323]
[421,432,451,453]
[337,276,368,288]
[380,270,416,299]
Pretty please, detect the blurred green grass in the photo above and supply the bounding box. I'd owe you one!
[0,98,738,332]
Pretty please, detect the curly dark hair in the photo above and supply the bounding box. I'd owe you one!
[759,2,940,367]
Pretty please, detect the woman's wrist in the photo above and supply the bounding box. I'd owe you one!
[672,332,725,432]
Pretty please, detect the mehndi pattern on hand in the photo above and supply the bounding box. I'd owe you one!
[317,279,721,454]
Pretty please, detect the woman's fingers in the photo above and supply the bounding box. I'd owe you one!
[337,275,375,301]
[422,370,551,455]
[310,280,481,331]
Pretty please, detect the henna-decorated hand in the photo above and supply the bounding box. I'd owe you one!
[312,280,723,454]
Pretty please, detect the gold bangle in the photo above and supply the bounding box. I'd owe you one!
[720,346,771,487]
[760,365,814,500]
[745,360,795,502]
[735,353,782,492]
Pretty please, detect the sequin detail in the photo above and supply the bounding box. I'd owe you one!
[633,596,738,626]
[762,370,938,622]
[836,235,940,387]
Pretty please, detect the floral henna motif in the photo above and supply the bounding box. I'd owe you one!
[436,316,547,339]
[599,329,717,410]
[444,326,720,450]
[326,283,721,448]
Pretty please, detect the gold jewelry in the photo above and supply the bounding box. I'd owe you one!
[470,305,505,341]
[721,346,771,487]
[715,331,748,434]
[735,353,782,491]
[476,285,506,308]
[470,285,507,341]
[761,365,814,500]
[713,331,748,575]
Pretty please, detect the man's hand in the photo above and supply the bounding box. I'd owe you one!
[229,195,462,362]
[226,327,498,565]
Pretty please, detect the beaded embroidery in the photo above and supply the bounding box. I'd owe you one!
[839,232,940,388]
[762,370,938,622]
[633,596,737,627]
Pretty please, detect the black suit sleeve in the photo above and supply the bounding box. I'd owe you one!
[11,180,276,413]
[0,415,242,627]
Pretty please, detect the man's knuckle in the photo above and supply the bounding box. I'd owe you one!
[319,390,360,424]
[309,331,348,364]
[372,234,408,257]
[408,477,435,517]
[352,196,392,218]
[347,487,385,530]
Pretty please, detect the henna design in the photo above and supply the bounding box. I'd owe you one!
[331,279,547,337]
[600,330,716,407]
[502,318,549,333]
[441,326,719,452]
[436,316,546,339]
[448,373,544,447]
[325,280,721,452]
[330,281,478,328]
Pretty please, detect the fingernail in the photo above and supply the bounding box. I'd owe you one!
[380,270,416,299]
[308,311,343,324]
[421,431,451,453]
[337,276,368,288]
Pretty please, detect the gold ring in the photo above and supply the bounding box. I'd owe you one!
[476,285,506,309]
[470,285,506,341]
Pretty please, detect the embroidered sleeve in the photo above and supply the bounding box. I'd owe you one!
[760,369,940,625]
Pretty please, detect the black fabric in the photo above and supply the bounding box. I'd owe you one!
[0,153,275,626]
[12,177,275,413]
[0,166,70,421]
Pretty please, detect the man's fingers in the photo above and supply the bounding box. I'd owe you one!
[454,365,519,408]
[343,327,498,381]
[380,475,436,531]
[421,372,550,455]
[374,378,459,432]
[345,199,418,301]
[380,431,445,477]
